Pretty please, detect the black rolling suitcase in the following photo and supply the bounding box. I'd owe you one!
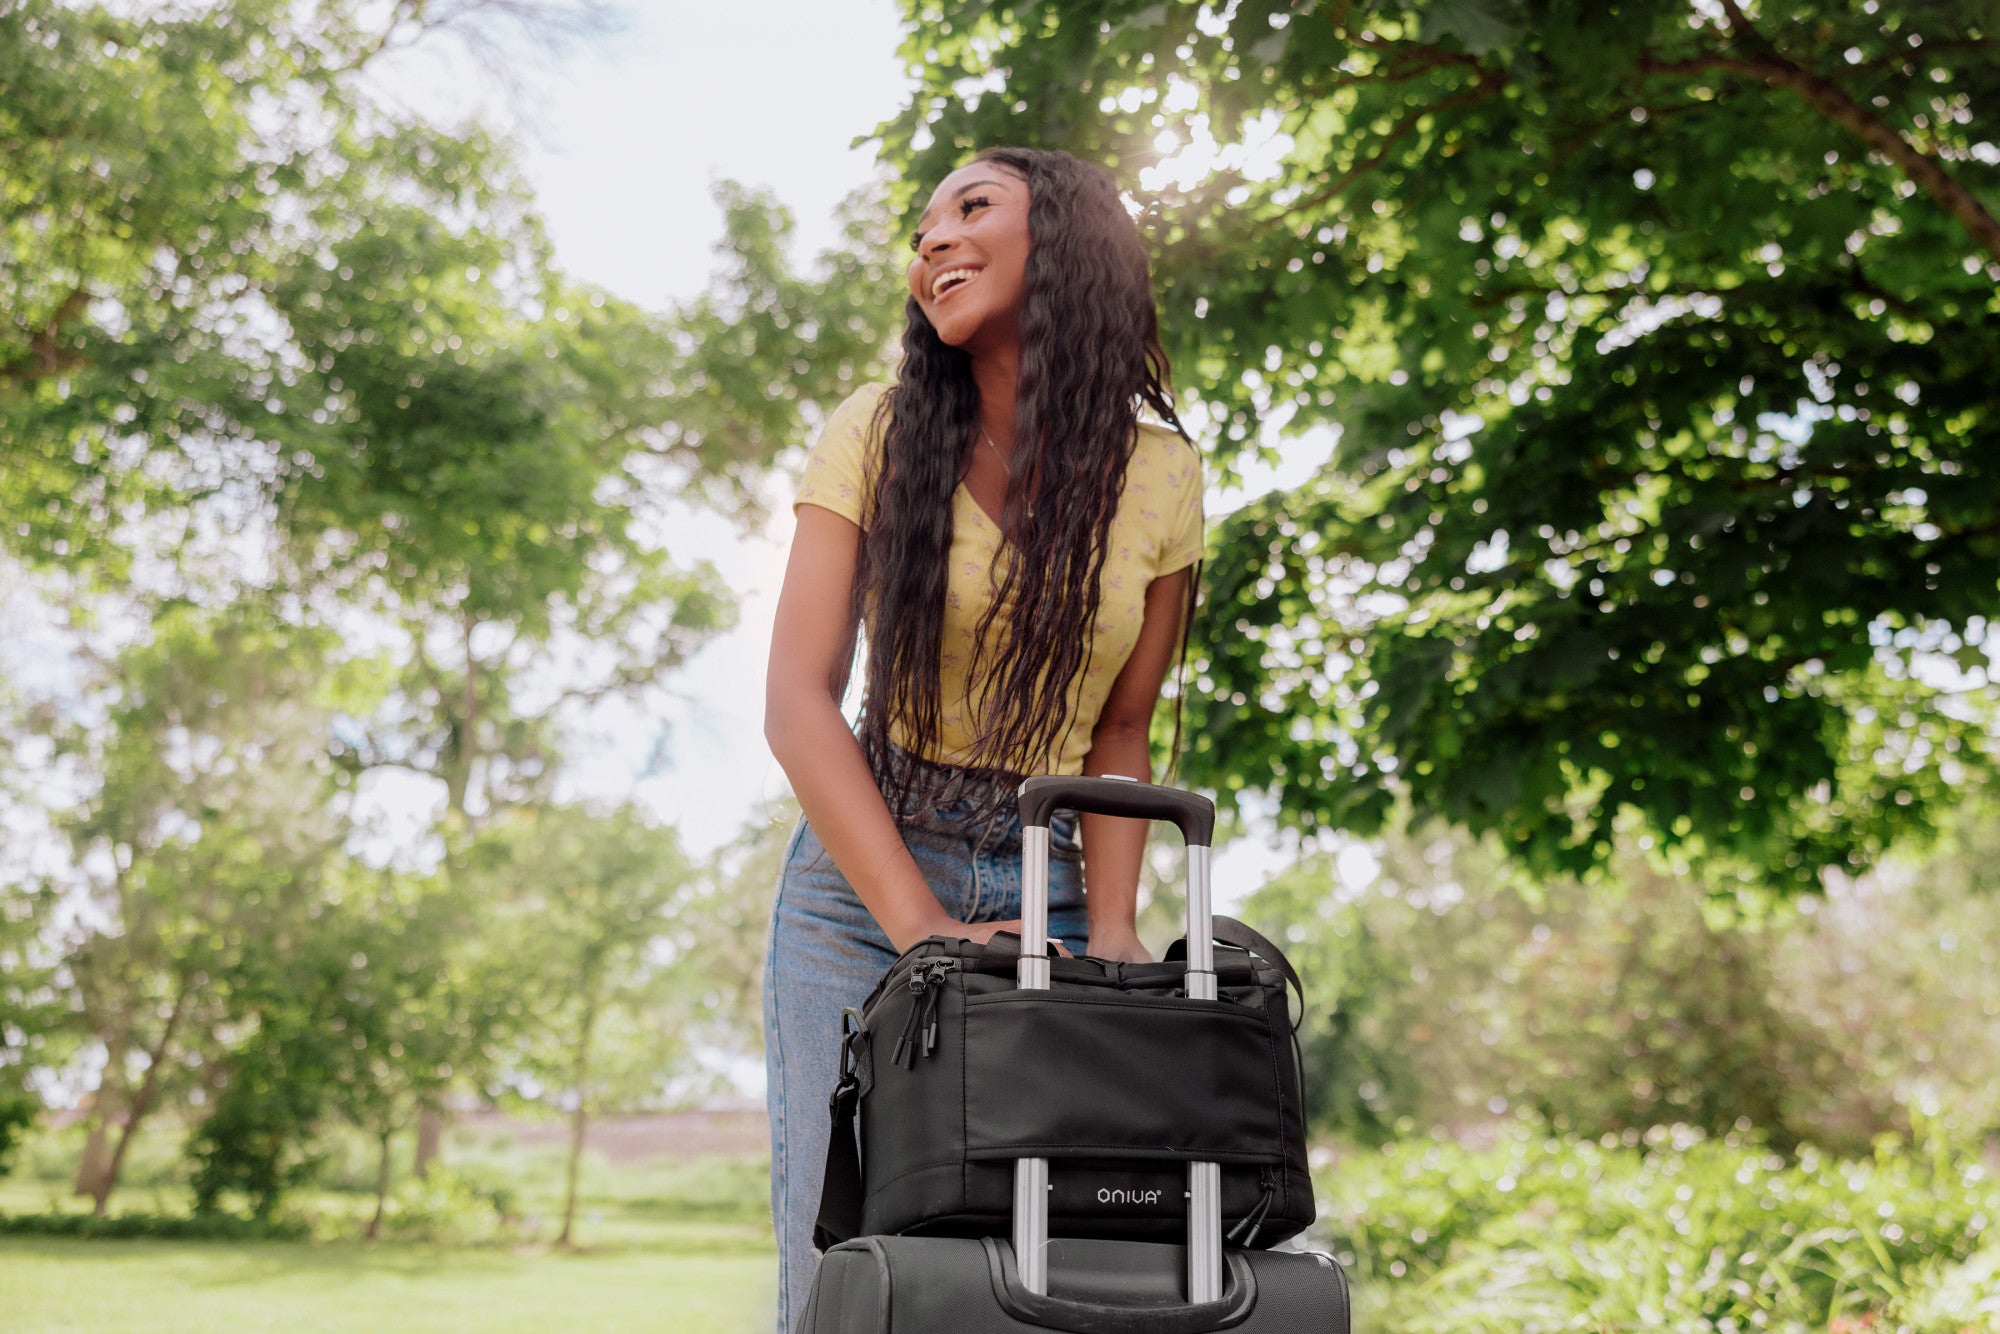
[797,775,1351,1334]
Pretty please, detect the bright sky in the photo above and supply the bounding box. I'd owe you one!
[374,0,1343,910]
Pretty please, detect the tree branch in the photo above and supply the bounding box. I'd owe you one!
[1843,257,1933,324]
[1348,26,1489,74]
[1299,45,1483,99]
[326,0,427,75]
[1,286,92,386]
[1291,71,1505,215]
[1640,15,2000,265]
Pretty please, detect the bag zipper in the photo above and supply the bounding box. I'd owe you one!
[891,959,958,1068]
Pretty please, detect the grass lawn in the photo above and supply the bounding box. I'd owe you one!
[0,1226,776,1334]
[2,1122,779,1333]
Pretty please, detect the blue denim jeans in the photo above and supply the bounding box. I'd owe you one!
[762,785,1087,1333]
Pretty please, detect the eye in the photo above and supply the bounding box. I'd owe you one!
[910,194,994,252]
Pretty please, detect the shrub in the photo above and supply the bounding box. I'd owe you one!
[372,1165,512,1245]
[187,1033,331,1220]
[1317,1125,1998,1333]
[0,1086,38,1178]
[0,1210,310,1242]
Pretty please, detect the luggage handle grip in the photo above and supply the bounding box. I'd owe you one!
[981,1237,1258,1334]
[1018,775,1215,847]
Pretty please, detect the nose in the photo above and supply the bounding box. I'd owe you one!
[920,231,957,263]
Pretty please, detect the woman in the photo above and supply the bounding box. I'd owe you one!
[761,146,1203,1330]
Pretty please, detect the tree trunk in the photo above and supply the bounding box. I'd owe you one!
[556,993,599,1248]
[93,980,189,1215]
[366,1129,393,1242]
[413,1107,444,1179]
[73,1114,112,1199]
[73,1029,131,1198]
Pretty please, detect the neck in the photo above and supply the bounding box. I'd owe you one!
[969,346,1018,451]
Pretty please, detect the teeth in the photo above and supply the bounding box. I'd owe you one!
[931,267,980,298]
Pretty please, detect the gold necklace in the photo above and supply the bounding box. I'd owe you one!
[979,425,1012,474]
[980,426,1033,519]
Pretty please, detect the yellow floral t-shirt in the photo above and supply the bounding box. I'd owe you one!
[794,382,1205,776]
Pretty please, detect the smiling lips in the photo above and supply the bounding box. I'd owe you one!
[930,266,983,300]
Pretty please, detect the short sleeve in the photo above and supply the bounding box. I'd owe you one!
[795,383,889,529]
[1157,440,1205,574]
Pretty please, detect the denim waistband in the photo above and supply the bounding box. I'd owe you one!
[874,742,1024,817]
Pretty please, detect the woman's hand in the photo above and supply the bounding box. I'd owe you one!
[1083,926,1153,964]
[916,917,1073,957]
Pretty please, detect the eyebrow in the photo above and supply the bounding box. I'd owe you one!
[913,178,1010,242]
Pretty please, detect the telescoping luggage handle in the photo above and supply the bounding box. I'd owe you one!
[1014,774,1223,1303]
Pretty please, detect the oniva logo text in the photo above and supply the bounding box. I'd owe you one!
[1096,1187,1165,1205]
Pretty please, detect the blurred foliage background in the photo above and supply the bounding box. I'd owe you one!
[4,0,2000,1331]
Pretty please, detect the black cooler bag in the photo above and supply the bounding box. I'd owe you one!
[815,779,1316,1250]
[800,776,1349,1334]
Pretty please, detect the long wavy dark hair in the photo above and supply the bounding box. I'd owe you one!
[851,146,1198,819]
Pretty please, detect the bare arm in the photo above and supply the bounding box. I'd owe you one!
[1077,566,1194,963]
[765,504,1036,954]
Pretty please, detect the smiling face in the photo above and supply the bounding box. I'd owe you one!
[906,160,1031,353]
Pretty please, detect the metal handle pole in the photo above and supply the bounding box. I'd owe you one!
[1184,841,1222,1303]
[1009,777,1222,1304]
[1014,821,1052,1295]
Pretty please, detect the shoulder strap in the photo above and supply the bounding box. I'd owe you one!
[814,1076,863,1250]
[813,1010,870,1250]
[1168,915,1306,1034]
[1214,916,1305,1024]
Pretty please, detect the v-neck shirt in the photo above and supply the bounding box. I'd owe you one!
[794,381,1205,776]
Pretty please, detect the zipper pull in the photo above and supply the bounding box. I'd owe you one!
[891,997,923,1069]
[920,960,955,1058]
[1225,1167,1278,1248]
[891,963,929,1067]
[893,960,956,1067]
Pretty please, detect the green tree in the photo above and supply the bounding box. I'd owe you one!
[313,865,496,1240]
[2,0,903,1209]
[0,864,54,1180]
[0,1,734,756]
[1771,794,2000,1142]
[182,854,498,1228]
[41,603,371,1212]
[1242,805,2000,1150]
[1,1,632,580]
[686,800,799,1054]
[0,653,60,1177]
[884,0,2000,889]
[660,183,905,521]
[1,0,753,1185]
[460,803,697,1247]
